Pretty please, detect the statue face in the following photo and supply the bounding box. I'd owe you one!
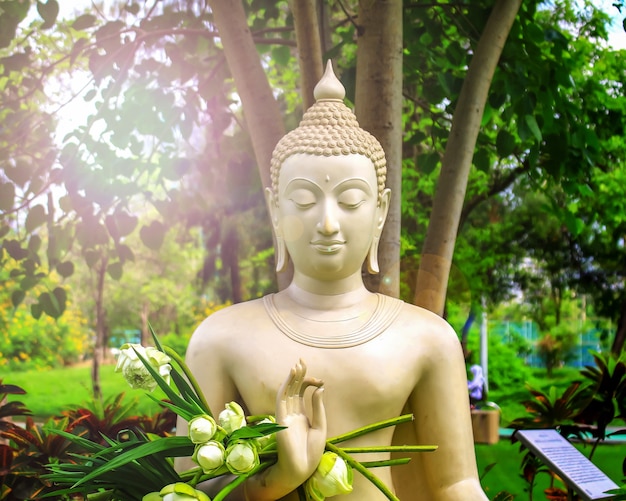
[271,153,388,281]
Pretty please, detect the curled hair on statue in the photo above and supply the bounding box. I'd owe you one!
[269,61,387,207]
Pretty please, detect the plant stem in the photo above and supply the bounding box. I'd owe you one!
[327,414,413,444]
[325,442,399,501]
[164,346,212,416]
[360,458,411,468]
[338,445,437,453]
[212,463,270,501]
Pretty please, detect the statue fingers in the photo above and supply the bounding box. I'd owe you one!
[276,366,297,419]
[309,386,326,432]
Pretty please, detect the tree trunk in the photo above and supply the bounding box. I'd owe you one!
[612,298,626,355]
[414,0,522,315]
[354,0,403,298]
[208,0,290,290]
[91,256,108,403]
[140,301,150,346]
[223,223,243,303]
[290,0,324,109]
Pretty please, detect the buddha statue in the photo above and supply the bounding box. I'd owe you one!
[178,61,488,501]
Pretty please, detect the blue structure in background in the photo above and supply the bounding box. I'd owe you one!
[489,321,604,368]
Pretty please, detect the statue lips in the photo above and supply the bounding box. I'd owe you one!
[310,240,346,254]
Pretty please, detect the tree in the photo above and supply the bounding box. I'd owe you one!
[2,0,625,356]
[414,0,522,315]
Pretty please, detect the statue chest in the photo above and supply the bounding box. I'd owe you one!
[226,326,422,433]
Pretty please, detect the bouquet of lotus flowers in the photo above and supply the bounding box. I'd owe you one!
[43,329,436,501]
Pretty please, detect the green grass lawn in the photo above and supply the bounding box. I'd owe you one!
[1,363,163,419]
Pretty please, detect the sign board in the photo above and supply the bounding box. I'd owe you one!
[515,429,619,501]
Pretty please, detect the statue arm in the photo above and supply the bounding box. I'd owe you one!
[176,314,326,500]
[411,319,488,501]
[174,317,238,473]
[244,360,326,501]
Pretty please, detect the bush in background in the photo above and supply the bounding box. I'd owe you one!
[0,300,90,372]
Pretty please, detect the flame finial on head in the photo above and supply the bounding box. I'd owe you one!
[313,60,346,101]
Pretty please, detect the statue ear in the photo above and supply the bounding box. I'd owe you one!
[367,188,391,274]
[265,187,289,273]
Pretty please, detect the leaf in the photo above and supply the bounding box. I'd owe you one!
[140,221,166,250]
[56,261,75,278]
[229,423,286,441]
[28,234,42,253]
[524,114,542,142]
[39,288,66,318]
[107,261,123,280]
[73,14,97,31]
[84,248,101,268]
[0,182,15,211]
[271,45,291,67]
[473,149,490,173]
[31,302,43,320]
[37,0,59,29]
[11,290,25,308]
[84,88,97,101]
[526,23,545,44]
[73,436,193,487]
[25,205,47,232]
[4,240,28,261]
[115,243,135,264]
[417,152,439,175]
[496,129,516,157]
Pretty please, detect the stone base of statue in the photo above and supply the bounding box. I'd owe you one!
[471,409,500,445]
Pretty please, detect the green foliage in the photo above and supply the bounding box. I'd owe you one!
[0,386,176,500]
[0,0,624,360]
[0,294,90,372]
[536,322,579,377]
[0,380,31,431]
[61,392,177,445]
[575,352,626,442]
[509,382,586,432]
[464,320,533,394]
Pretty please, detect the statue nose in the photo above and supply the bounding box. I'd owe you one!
[317,205,340,234]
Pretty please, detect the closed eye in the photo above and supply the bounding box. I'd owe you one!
[288,189,316,209]
[338,189,367,209]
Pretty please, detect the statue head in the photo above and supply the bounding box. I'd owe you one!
[267,61,390,277]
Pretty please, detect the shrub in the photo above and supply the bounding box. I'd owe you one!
[0,301,90,372]
[467,328,533,392]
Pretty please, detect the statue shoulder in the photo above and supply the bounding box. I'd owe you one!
[188,298,268,348]
[397,301,460,345]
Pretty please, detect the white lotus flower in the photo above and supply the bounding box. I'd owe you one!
[188,415,217,444]
[218,401,246,434]
[225,440,259,475]
[305,452,353,500]
[193,440,226,474]
[144,482,210,501]
[115,343,171,391]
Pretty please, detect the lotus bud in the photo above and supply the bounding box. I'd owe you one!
[158,482,211,501]
[305,452,353,500]
[225,440,259,475]
[254,417,277,450]
[218,402,246,434]
[115,343,171,392]
[142,493,161,501]
[188,415,217,444]
[193,441,225,474]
